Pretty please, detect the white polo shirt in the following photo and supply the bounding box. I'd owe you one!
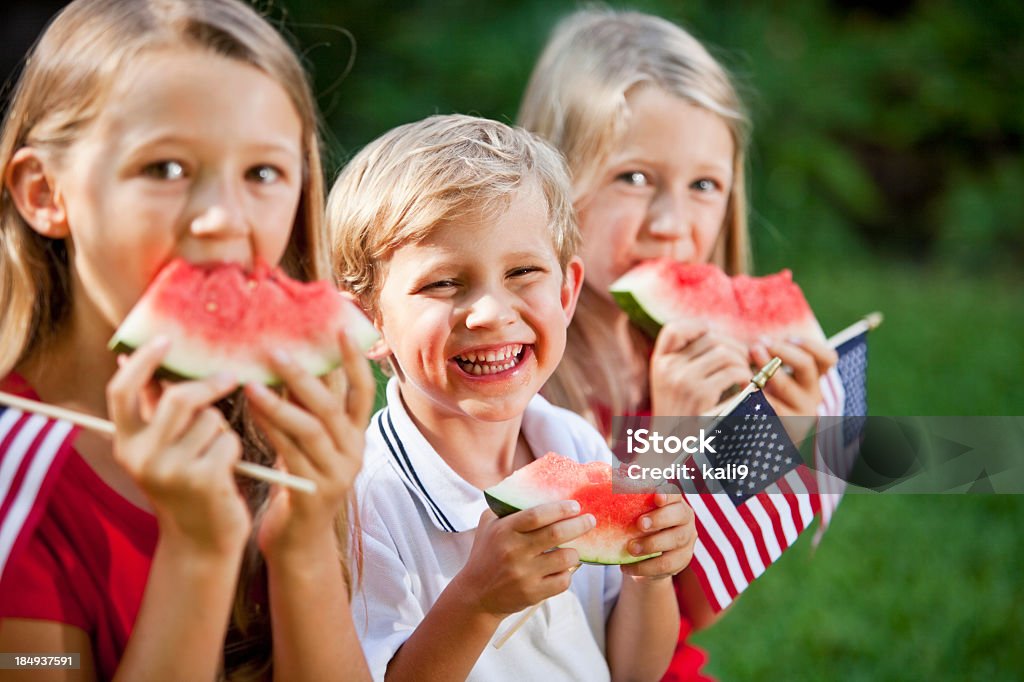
[351,378,621,681]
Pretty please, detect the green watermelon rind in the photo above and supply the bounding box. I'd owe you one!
[609,288,665,340]
[108,339,338,386]
[483,490,659,566]
[483,491,522,519]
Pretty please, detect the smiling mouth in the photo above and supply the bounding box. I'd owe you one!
[452,343,527,376]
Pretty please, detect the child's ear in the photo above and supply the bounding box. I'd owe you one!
[365,312,393,361]
[5,148,70,238]
[365,337,392,361]
[560,256,585,324]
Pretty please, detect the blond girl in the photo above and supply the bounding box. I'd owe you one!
[0,1,372,679]
[519,8,838,681]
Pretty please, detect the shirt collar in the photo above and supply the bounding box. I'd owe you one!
[375,379,489,533]
[376,379,575,533]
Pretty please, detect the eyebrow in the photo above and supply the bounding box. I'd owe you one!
[692,162,733,177]
[501,246,552,259]
[402,245,554,273]
[120,130,301,156]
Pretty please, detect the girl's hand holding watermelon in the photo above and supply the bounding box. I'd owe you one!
[246,329,375,558]
[750,336,838,417]
[108,336,251,557]
[452,500,596,617]
[649,319,752,416]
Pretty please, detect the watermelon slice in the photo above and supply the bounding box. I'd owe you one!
[109,259,379,384]
[484,453,660,565]
[610,260,825,344]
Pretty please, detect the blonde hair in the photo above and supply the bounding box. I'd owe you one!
[328,114,578,316]
[518,8,752,426]
[0,1,336,678]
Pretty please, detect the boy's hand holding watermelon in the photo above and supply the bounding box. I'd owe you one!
[618,491,696,581]
[452,500,597,617]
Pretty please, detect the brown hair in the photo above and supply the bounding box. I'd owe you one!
[0,1,338,678]
[518,8,751,426]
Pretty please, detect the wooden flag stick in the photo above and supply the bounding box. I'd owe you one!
[828,311,883,349]
[0,390,316,494]
[0,390,117,436]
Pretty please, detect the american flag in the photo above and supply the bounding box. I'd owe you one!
[0,406,78,581]
[815,332,869,534]
[677,391,820,613]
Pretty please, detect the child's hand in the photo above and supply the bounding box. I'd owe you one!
[650,319,751,416]
[452,501,595,617]
[107,337,250,555]
[621,492,696,581]
[246,330,375,558]
[751,337,837,417]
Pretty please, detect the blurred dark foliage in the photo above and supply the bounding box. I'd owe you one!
[4,0,1022,272]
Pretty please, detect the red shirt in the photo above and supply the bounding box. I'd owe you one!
[0,375,157,681]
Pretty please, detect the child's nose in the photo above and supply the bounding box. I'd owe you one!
[189,178,250,239]
[646,189,689,240]
[190,205,247,237]
[465,291,517,329]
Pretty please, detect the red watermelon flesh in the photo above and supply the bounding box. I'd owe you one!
[609,259,824,345]
[484,452,660,565]
[109,259,379,384]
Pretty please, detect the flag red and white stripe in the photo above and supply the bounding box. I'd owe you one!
[0,406,78,581]
[684,466,821,612]
[677,392,821,613]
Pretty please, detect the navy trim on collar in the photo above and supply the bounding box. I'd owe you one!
[376,410,457,533]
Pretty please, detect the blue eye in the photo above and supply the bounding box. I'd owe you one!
[692,178,720,192]
[143,160,186,180]
[616,171,650,187]
[247,165,281,184]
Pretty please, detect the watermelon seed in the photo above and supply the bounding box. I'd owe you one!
[205,301,218,313]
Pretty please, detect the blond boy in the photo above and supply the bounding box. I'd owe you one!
[329,115,696,681]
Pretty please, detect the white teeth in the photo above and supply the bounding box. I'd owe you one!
[454,344,526,375]
[456,344,523,365]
